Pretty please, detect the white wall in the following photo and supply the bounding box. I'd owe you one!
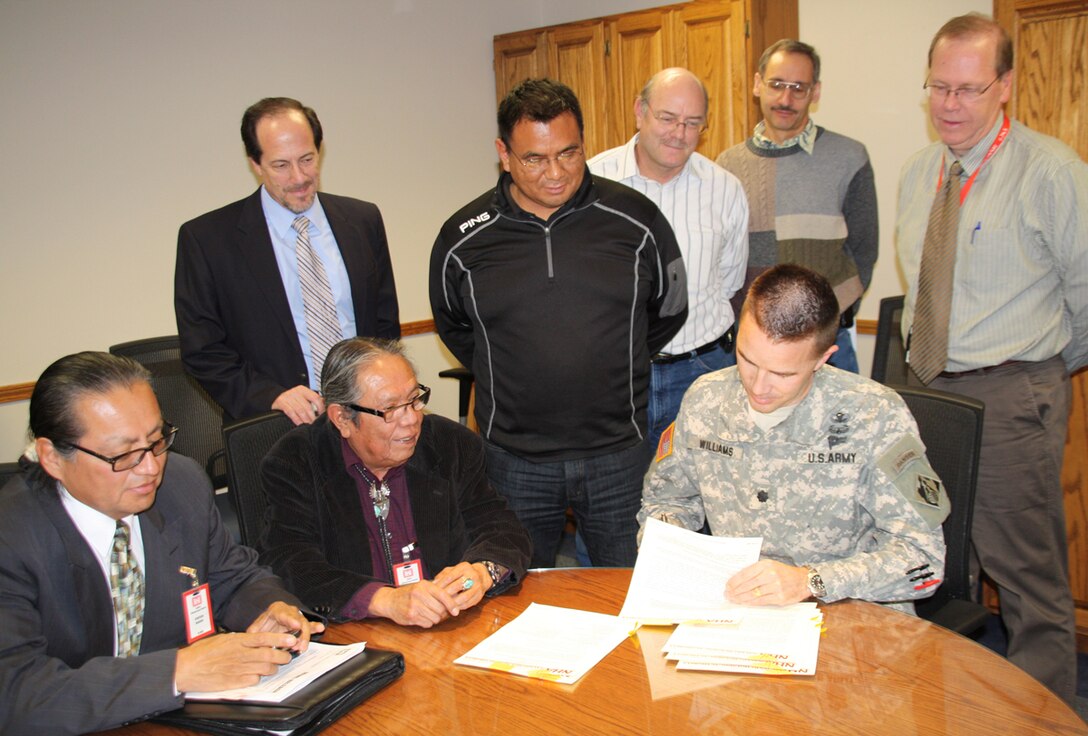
[0,0,989,458]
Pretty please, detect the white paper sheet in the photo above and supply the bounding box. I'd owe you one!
[185,641,368,703]
[454,603,631,685]
[665,607,823,676]
[619,517,763,623]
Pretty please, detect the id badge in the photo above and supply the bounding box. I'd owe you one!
[393,559,423,587]
[182,583,216,643]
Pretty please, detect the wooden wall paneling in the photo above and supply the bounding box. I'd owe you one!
[743,0,799,131]
[550,23,610,158]
[606,9,673,149]
[493,30,548,105]
[996,0,1088,649]
[672,0,749,158]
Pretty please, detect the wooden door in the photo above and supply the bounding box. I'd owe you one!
[493,30,548,107]
[671,0,749,158]
[995,0,1088,648]
[550,23,610,158]
[605,9,672,147]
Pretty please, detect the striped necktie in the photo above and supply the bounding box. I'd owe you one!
[110,520,144,657]
[293,215,341,382]
[910,161,963,385]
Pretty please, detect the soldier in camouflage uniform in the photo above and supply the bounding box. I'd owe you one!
[640,264,949,611]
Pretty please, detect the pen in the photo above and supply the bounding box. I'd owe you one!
[971,222,981,243]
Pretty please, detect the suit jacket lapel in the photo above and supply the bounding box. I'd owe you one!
[37,484,115,658]
[137,506,186,652]
[236,189,298,346]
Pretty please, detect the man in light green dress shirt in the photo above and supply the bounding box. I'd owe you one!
[896,13,1088,705]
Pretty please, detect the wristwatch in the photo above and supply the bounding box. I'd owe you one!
[482,560,509,589]
[806,568,827,600]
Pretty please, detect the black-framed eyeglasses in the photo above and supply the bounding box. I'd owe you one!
[642,101,708,134]
[346,385,431,423]
[923,75,1002,103]
[61,423,178,472]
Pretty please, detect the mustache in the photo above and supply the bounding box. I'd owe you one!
[771,105,796,113]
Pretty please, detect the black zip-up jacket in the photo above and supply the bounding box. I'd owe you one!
[430,169,688,462]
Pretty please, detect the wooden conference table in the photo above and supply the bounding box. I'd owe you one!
[104,568,1085,736]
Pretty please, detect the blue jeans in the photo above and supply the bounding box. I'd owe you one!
[484,440,652,568]
[647,344,734,452]
[827,326,859,373]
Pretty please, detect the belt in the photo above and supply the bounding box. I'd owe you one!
[652,340,723,365]
[937,360,1028,378]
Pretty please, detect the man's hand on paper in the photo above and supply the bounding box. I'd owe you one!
[174,631,297,693]
[247,601,325,652]
[726,560,810,606]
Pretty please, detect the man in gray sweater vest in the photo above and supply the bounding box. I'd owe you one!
[717,39,878,373]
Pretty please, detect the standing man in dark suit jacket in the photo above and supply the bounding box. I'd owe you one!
[176,97,400,425]
[0,352,322,736]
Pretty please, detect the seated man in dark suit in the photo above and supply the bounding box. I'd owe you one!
[0,352,323,736]
[259,338,531,627]
[175,97,400,425]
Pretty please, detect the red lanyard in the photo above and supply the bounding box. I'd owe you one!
[936,115,1011,205]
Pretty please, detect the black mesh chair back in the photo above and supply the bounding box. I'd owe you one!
[109,336,226,486]
[871,295,908,385]
[223,411,295,548]
[895,385,989,635]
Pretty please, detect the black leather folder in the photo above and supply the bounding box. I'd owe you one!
[153,646,405,736]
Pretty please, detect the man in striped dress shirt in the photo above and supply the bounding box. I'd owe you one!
[589,68,749,452]
[896,14,1088,704]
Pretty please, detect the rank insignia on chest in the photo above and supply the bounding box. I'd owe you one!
[828,411,850,449]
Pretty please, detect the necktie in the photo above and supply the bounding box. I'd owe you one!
[293,215,342,383]
[910,161,963,385]
[110,520,144,657]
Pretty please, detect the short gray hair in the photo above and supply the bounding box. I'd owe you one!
[758,39,821,83]
[321,338,415,419]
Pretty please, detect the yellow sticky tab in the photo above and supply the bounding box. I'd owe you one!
[655,423,676,463]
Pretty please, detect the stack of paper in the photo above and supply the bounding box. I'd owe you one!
[454,603,631,685]
[664,605,823,676]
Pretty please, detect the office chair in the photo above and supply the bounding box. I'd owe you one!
[437,366,474,426]
[222,411,295,548]
[871,295,908,385]
[109,335,226,487]
[895,385,990,636]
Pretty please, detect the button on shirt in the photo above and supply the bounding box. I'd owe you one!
[261,187,356,389]
[588,135,748,354]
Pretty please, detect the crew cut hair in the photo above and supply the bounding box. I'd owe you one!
[742,264,839,354]
[497,78,584,148]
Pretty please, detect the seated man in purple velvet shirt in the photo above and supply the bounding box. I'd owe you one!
[258,337,531,628]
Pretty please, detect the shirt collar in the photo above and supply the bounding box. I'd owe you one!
[59,482,138,554]
[259,186,329,240]
[949,114,1007,175]
[752,118,817,154]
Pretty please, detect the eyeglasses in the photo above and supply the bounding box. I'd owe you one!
[346,385,431,423]
[762,79,815,98]
[923,75,1002,103]
[508,146,584,173]
[642,102,708,134]
[61,423,178,472]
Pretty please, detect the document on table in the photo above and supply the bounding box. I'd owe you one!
[619,517,763,624]
[185,641,368,703]
[454,603,631,685]
[664,606,823,676]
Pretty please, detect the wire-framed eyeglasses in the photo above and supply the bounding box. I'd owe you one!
[61,423,178,472]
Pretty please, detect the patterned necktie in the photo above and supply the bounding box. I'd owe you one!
[910,161,964,385]
[293,215,341,382]
[110,520,144,657]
